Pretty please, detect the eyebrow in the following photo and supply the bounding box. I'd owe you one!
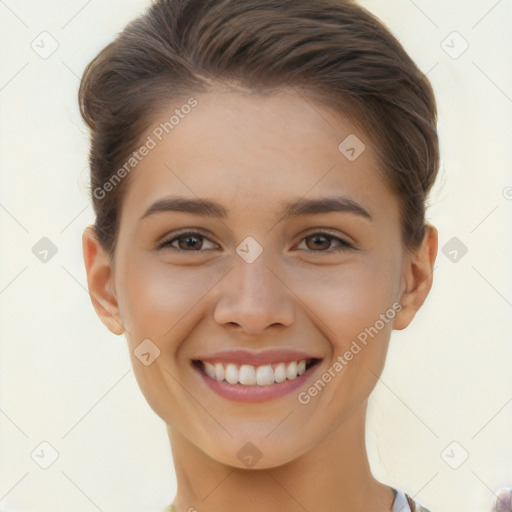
[141,195,372,221]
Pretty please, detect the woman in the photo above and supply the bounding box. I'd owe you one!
[80,0,438,510]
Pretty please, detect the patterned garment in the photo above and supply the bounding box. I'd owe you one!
[393,488,432,512]
[163,488,433,511]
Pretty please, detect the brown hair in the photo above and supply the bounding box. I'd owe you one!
[79,0,439,257]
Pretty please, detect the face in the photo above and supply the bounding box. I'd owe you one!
[84,88,436,469]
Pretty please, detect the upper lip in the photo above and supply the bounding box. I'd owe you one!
[192,349,322,366]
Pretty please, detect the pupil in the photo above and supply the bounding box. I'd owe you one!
[182,236,200,249]
[309,235,329,250]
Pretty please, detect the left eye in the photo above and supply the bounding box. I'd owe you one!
[158,231,352,253]
[296,232,353,252]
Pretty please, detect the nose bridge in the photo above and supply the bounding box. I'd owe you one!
[213,246,294,332]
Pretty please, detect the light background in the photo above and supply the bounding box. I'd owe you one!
[0,0,511,511]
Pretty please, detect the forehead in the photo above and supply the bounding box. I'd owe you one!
[120,89,395,222]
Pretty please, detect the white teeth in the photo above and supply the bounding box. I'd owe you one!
[274,363,287,383]
[239,364,256,385]
[214,362,225,381]
[201,359,312,386]
[256,364,274,386]
[286,361,298,380]
[204,362,216,379]
[225,363,239,384]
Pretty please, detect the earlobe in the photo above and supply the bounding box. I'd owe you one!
[82,226,125,335]
[394,224,438,331]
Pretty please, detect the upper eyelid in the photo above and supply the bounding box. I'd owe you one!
[157,228,214,245]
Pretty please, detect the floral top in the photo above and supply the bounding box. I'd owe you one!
[392,488,432,511]
[162,488,432,511]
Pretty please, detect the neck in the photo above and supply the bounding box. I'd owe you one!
[167,400,394,512]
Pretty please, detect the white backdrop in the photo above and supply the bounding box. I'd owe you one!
[0,1,511,511]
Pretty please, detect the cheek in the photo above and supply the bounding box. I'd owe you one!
[115,254,221,345]
[296,262,400,413]
[288,255,401,349]
[114,256,214,421]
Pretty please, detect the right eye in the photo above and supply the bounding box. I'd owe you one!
[157,231,219,252]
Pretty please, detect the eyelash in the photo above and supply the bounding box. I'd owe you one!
[156,230,354,253]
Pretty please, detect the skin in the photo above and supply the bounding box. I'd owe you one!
[83,87,437,512]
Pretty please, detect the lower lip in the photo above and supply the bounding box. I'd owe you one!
[193,361,321,402]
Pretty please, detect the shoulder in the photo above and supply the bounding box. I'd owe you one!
[393,487,433,512]
[405,492,433,512]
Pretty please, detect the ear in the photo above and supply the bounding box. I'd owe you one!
[394,224,438,330]
[82,226,125,335]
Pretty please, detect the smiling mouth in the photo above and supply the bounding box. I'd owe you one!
[192,358,321,386]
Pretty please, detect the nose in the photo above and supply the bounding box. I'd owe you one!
[213,251,295,335]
